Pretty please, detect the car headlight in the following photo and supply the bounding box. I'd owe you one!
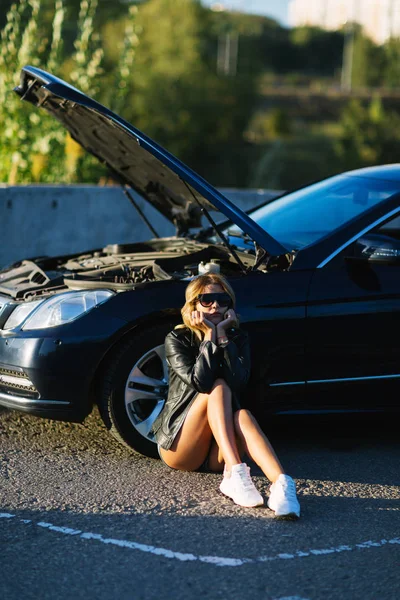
[3,299,44,330]
[3,290,114,331]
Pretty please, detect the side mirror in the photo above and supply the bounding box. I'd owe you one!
[352,233,400,265]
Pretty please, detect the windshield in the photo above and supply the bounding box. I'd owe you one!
[227,174,400,250]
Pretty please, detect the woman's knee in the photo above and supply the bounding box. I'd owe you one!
[233,408,255,428]
[191,392,210,416]
[210,378,231,393]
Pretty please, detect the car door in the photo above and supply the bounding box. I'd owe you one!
[230,270,311,416]
[306,224,400,412]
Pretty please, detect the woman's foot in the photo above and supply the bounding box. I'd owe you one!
[267,474,300,519]
[219,463,264,508]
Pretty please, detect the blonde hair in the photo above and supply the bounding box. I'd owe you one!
[177,273,237,340]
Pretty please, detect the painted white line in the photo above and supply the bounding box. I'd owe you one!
[1,513,399,568]
[272,597,310,600]
[38,522,82,536]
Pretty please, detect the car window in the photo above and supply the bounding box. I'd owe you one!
[376,212,400,240]
[227,175,399,250]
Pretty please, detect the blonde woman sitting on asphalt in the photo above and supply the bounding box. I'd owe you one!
[151,272,300,518]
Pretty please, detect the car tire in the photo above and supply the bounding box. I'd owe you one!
[98,321,178,458]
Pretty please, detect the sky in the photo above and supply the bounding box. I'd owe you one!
[201,0,291,27]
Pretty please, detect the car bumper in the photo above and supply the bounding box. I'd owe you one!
[0,335,102,421]
[0,390,74,419]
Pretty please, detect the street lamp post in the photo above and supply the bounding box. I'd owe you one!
[213,1,239,76]
[217,30,238,75]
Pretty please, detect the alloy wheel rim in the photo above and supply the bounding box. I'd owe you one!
[124,344,168,442]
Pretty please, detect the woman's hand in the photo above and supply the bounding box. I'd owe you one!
[190,311,215,335]
[216,309,237,334]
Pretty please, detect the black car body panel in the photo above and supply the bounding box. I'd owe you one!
[1,67,400,455]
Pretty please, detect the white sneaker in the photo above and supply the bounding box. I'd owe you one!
[219,463,264,508]
[267,474,300,519]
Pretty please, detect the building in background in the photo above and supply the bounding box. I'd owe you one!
[289,0,400,44]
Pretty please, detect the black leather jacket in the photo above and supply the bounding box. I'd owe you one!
[151,325,251,450]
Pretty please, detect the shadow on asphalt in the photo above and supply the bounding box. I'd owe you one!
[265,412,399,448]
[254,412,400,486]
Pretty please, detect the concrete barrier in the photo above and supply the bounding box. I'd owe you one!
[0,185,280,266]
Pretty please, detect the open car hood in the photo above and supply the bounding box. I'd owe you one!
[14,66,287,256]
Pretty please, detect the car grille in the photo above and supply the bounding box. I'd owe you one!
[0,296,39,398]
[0,367,39,398]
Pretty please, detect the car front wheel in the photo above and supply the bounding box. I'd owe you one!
[98,322,177,457]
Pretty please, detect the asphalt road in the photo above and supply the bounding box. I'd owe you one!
[1,406,399,600]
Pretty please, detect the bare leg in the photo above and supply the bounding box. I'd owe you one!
[233,409,285,483]
[159,392,212,471]
[207,432,245,473]
[160,378,241,471]
[206,379,241,470]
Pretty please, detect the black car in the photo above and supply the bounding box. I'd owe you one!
[1,65,399,458]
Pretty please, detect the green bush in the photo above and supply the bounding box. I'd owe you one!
[0,0,139,183]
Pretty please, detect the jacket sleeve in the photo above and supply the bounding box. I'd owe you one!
[165,332,222,394]
[220,330,251,391]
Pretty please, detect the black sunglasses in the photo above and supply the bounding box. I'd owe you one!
[197,293,232,308]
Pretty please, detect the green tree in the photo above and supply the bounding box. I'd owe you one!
[382,37,400,88]
[1,0,262,186]
[335,97,400,169]
[290,26,344,76]
[246,108,292,142]
[117,0,261,186]
[350,26,385,88]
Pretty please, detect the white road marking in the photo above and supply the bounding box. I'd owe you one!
[1,513,399,568]
[272,597,310,600]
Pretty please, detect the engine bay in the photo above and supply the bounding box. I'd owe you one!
[0,237,258,300]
